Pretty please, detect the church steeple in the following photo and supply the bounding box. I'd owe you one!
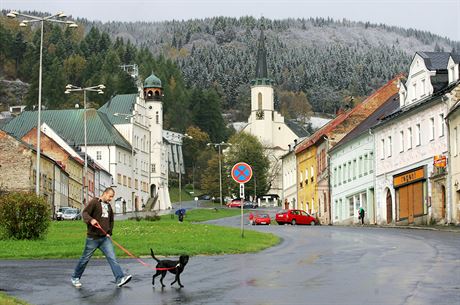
[255,27,268,79]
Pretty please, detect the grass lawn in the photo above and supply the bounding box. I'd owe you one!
[0,292,30,305]
[0,209,279,259]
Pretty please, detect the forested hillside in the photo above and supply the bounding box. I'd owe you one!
[84,16,459,113]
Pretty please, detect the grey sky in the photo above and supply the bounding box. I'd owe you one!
[1,0,459,41]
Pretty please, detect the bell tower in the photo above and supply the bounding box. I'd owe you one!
[144,73,171,210]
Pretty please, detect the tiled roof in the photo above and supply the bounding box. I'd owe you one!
[417,52,451,70]
[295,74,403,154]
[1,109,132,151]
[330,94,400,153]
[98,94,137,125]
[451,54,460,64]
[285,119,310,138]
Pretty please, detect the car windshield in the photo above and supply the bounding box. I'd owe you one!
[64,209,78,214]
[258,214,269,218]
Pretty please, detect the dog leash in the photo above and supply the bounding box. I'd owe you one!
[93,223,177,271]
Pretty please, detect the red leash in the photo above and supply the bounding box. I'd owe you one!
[93,223,176,271]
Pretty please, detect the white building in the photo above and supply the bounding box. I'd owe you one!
[281,139,301,209]
[373,52,455,225]
[242,29,308,198]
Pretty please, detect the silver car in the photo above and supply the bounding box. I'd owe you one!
[62,208,81,220]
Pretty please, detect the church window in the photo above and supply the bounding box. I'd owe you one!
[258,93,262,110]
[156,112,159,124]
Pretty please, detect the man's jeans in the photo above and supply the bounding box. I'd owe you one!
[72,236,124,282]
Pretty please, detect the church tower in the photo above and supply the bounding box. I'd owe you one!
[247,27,276,147]
[144,73,171,210]
[243,25,308,199]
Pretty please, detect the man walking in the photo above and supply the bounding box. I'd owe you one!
[71,187,132,288]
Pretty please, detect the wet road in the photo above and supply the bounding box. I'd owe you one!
[1,213,459,305]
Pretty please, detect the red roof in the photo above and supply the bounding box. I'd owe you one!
[295,74,404,154]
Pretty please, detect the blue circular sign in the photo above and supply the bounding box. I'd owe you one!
[231,162,253,184]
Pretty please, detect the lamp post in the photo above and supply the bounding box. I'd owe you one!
[65,84,105,205]
[207,142,232,206]
[7,11,77,195]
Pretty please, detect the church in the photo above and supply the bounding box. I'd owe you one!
[242,29,309,198]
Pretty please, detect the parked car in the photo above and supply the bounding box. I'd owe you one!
[275,209,319,225]
[243,201,258,209]
[197,194,211,200]
[62,208,82,220]
[56,207,72,221]
[226,199,242,208]
[253,213,271,225]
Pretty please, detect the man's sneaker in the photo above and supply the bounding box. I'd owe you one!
[117,275,132,287]
[71,277,82,288]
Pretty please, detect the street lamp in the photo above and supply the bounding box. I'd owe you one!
[65,84,105,205]
[207,142,232,206]
[7,11,78,195]
[179,134,193,209]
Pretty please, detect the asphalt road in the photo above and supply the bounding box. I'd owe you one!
[1,211,459,305]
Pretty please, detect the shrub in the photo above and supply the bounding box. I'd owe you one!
[0,192,51,240]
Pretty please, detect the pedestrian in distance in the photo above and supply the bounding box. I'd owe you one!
[71,187,132,288]
[249,212,254,225]
[358,206,365,226]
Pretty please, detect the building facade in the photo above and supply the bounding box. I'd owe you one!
[374,52,455,225]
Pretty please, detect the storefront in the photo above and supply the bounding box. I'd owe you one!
[393,166,427,224]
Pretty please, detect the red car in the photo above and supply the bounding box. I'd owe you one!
[226,199,242,208]
[275,209,319,225]
[253,213,271,225]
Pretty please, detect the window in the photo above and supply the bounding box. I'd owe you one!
[300,172,303,187]
[156,111,159,124]
[117,174,122,185]
[343,164,347,184]
[128,177,131,188]
[439,114,444,137]
[349,197,354,217]
[118,152,121,163]
[96,151,102,160]
[305,169,309,183]
[359,156,363,176]
[369,152,374,172]
[258,93,262,110]
[421,79,426,96]
[408,127,413,149]
[123,175,127,186]
[454,127,458,157]
[338,166,342,185]
[151,164,156,173]
[429,118,435,141]
[412,83,417,100]
[400,131,404,152]
[416,124,421,146]
[381,139,385,159]
[311,166,314,182]
[123,154,126,165]
[348,161,352,181]
[353,159,357,179]
[388,136,392,157]
[364,154,368,174]
[333,168,337,187]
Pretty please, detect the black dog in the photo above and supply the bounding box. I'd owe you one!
[150,249,189,288]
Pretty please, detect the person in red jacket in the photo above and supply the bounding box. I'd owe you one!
[71,187,132,288]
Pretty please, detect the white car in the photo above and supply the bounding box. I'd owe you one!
[56,207,72,221]
[62,208,82,220]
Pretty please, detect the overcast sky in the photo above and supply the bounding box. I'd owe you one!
[1,0,459,41]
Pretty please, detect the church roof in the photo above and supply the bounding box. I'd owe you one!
[1,109,132,151]
[98,93,137,125]
[255,28,268,79]
[285,119,310,138]
[144,73,162,88]
[416,52,451,71]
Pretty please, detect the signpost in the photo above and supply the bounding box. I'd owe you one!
[231,162,253,238]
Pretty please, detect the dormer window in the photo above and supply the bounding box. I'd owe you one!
[412,83,417,101]
[421,79,426,97]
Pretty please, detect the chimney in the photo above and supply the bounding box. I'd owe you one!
[288,144,291,151]
[294,139,298,146]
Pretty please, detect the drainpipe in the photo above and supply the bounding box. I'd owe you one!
[444,95,452,224]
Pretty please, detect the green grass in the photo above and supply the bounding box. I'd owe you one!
[0,292,30,305]
[0,209,279,259]
[169,187,195,203]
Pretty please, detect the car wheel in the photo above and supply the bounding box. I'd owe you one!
[310,221,315,226]
[291,219,296,225]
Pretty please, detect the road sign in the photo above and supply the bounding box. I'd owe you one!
[231,162,253,184]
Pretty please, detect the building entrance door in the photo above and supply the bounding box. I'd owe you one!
[386,189,392,224]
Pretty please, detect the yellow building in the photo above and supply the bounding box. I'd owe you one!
[296,143,318,214]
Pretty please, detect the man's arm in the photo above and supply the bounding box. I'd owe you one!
[82,200,98,226]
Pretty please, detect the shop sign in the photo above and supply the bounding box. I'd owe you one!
[393,167,425,188]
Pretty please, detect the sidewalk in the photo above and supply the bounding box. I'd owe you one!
[350,223,460,233]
